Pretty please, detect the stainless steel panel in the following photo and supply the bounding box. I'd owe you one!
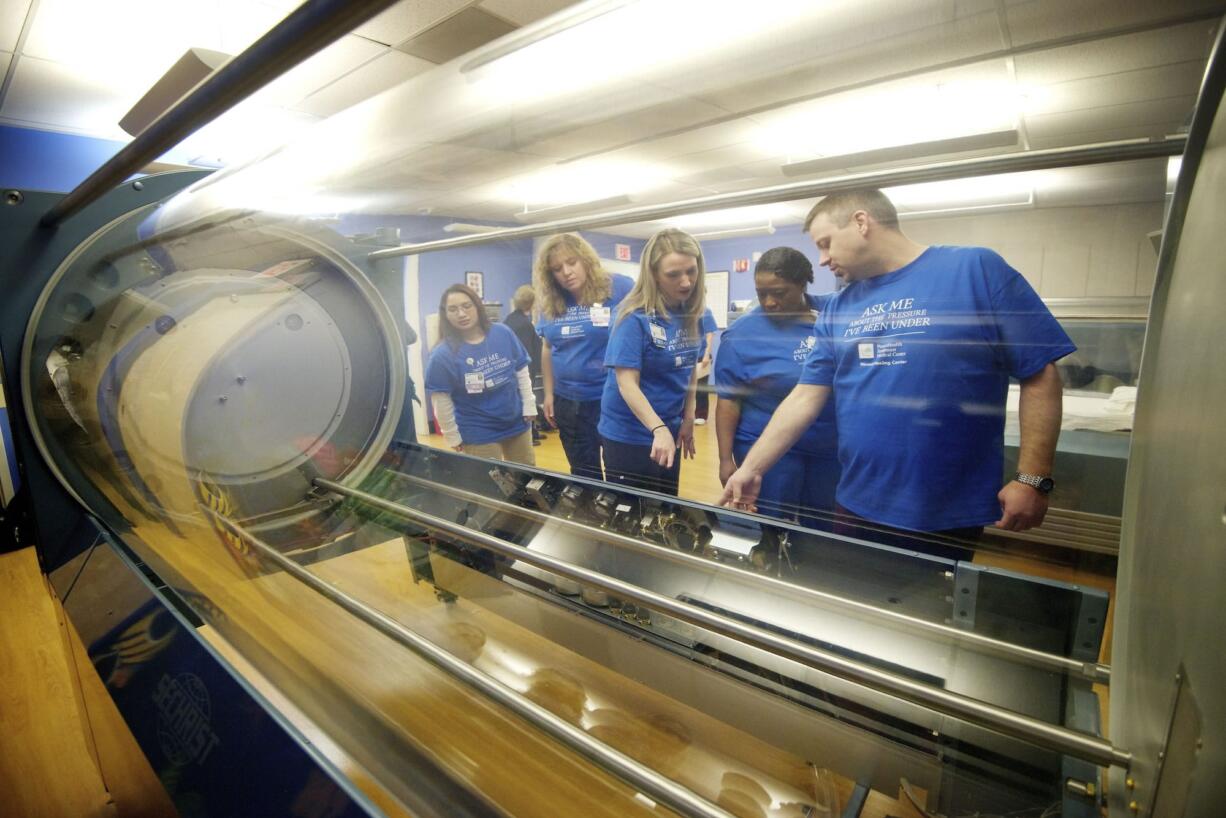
[1109,20,1226,816]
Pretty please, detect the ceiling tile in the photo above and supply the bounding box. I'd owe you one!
[249,35,389,107]
[1,55,132,137]
[395,6,517,64]
[355,0,478,47]
[692,8,1005,114]
[523,96,732,160]
[1003,0,1225,47]
[1024,95,1197,140]
[665,143,767,177]
[294,50,435,118]
[0,0,31,53]
[1028,61,1207,116]
[613,120,763,163]
[217,0,294,54]
[1013,21,1216,86]
[23,0,220,70]
[478,0,577,26]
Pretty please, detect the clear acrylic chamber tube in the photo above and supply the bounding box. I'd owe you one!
[21,0,1204,815]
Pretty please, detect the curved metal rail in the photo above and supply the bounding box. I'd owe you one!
[368,137,1184,259]
[388,468,1110,684]
[205,508,739,818]
[316,477,1132,769]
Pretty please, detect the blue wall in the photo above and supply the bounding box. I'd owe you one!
[700,225,837,304]
[694,226,836,359]
[579,231,648,267]
[0,124,197,192]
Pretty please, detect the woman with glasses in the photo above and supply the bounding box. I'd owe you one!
[534,233,635,480]
[425,284,537,465]
[598,228,707,496]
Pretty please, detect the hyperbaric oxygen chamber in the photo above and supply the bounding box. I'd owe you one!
[22,192,406,545]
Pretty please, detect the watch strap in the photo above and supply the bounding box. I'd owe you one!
[1015,472,1053,493]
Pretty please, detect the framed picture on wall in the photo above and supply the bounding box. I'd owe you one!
[465,271,484,298]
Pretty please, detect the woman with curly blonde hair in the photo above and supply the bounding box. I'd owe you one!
[533,233,635,480]
[598,228,708,496]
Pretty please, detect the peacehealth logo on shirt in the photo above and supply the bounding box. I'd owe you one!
[465,352,513,390]
[843,297,931,368]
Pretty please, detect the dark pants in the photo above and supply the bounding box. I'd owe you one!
[601,435,682,496]
[554,396,604,480]
[695,375,711,420]
[733,441,840,531]
[833,505,980,562]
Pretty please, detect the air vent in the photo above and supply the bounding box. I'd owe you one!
[120,48,231,136]
[396,7,519,65]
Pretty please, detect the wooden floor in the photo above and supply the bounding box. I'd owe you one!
[0,547,177,818]
[423,411,728,506]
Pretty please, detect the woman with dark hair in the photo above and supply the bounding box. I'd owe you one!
[598,228,707,496]
[425,284,537,465]
[713,247,839,528]
[534,233,635,479]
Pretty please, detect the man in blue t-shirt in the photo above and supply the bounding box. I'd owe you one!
[721,189,1074,554]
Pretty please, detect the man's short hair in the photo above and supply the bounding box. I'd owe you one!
[803,188,900,233]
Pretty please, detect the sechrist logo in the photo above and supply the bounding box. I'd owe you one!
[153,673,222,765]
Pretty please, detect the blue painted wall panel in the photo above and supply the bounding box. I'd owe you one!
[0,124,197,192]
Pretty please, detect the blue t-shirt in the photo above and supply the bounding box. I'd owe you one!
[599,307,704,445]
[536,273,635,401]
[714,294,837,457]
[799,245,1075,531]
[425,322,530,445]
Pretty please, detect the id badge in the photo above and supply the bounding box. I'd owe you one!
[590,303,610,327]
[464,371,485,393]
[649,323,668,348]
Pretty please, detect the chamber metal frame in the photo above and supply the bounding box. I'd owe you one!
[206,509,741,818]
[366,138,1185,260]
[389,468,1111,685]
[314,477,1132,770]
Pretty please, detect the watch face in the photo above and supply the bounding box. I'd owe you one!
[1039,477,1055,493]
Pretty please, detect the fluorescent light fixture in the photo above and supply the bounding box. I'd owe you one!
[1166,155,1182,191]
[782,130,1019,176]
[443,222,501,234]
[511,195,633,222]
[497,159,669,211]
[756,79,1026,164]
[669,205,792,230]
[467,0,855,106]
[884,173,1035,217]
[693,223,777,241]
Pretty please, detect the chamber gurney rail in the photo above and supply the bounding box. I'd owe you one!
[314,477,1133,770]
[204,507,742,818]
[388,469,1110,686]
[369,137,1185,261]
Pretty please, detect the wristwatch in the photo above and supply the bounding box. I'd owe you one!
[1015,472,1055,494]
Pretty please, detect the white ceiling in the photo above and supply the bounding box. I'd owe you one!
[2,0,1222,235]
